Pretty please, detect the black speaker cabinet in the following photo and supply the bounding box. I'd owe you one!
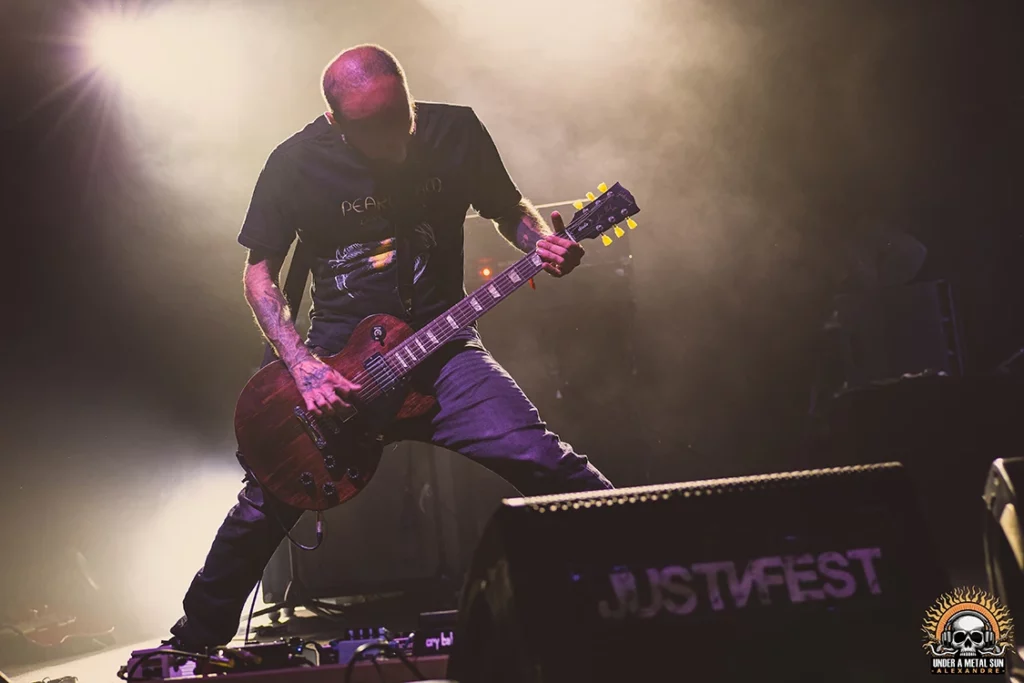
[447,462,949,683]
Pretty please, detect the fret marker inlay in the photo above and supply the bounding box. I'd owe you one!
[470,297,483,311]
[509,271,521,283]
[416,339,427,353]
[487,284,500,298]
[446,315,458,330]
[531,253,542,267]
[427,331,438,344]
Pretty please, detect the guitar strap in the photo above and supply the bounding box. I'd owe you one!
[260,238,313,369]
[384,164,419,322]
[394,196,416,322]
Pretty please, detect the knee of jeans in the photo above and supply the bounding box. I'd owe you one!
[507,429,586,475]
[227,500,266,526]
[230,484,269,523]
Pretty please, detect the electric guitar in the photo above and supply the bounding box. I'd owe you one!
[234,182,640,511]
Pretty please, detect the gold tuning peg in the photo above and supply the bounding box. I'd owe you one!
[586,192,596,201]
[613,225,625,238]
[626,217,638,229]
[597,182,608,193]
[600,234,613,246]
[572,200,584,210]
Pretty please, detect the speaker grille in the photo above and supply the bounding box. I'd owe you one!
[505,461,903,513]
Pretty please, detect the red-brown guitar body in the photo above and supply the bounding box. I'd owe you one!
[234,314,432,511]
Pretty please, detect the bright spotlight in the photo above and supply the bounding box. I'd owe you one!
[86,14,145,75]
[82,5,246,119]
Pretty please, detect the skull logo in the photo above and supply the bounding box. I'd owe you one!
[951,614,986,656]
[942,610,996,657]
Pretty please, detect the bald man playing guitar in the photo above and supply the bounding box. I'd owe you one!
[165,44,614,650]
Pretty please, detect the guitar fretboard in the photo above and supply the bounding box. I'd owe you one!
[384,249,548,377]
[369,180,630,385]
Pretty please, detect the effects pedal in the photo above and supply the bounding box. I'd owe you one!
[412,610,457,656]
[119,646,221,680]
[328,627,393,665]
[119,638,318,680]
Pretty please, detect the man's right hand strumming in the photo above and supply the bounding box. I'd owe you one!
[242,249,361,418]
[288,355,361,417]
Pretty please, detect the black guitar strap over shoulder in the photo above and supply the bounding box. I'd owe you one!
[393,198,416,322]
[381,163,420,323]
[260,239,313,369]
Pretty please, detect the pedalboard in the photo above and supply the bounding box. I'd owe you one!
[119,638,318,680]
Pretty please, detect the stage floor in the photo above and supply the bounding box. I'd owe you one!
[7,640,147,683]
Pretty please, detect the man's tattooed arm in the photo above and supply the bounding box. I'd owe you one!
[242,250,313,372]
[242,250,360,415]
[493,199,553,253]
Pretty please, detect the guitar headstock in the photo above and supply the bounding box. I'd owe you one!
[566,182,640,246]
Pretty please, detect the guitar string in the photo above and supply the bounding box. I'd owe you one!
[336,237,552,394]
[373,199,626,388]
[332,258,544,411]
[304,199,623,410]
[327,211,609,406]
[352,204,607,391]
[343,244,549,405]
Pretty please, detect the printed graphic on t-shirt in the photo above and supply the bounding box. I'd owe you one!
[328,237,396,299]
[410,222,437,282]
[327,223,436,299]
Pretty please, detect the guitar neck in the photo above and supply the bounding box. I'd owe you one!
[380,180,639,377]
[384,246,549,376]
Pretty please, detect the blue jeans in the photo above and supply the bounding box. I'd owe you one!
[171,337,612,647]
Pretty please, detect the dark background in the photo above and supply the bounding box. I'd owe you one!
[0,0,1021,642]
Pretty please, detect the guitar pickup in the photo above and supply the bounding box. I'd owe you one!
[364,352,400,395]
[293,406,327,450]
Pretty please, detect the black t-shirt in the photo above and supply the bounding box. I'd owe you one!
[238,101,522,353]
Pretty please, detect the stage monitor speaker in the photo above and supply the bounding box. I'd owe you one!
[447,462,949,683]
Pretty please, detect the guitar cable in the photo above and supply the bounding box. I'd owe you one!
[344,641,424,683]
[243,579,260,645]
[235,454,347,639]
[237,451,325,552]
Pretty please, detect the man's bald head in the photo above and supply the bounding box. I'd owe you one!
[320,45,414,163]
[321,44,411,123]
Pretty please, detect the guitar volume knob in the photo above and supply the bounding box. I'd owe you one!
[299,472,314,488]
[347,467,360,480]
[322,482,337,497]
[324,455,338,471]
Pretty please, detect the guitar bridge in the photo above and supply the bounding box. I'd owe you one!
[293,406,327,450]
